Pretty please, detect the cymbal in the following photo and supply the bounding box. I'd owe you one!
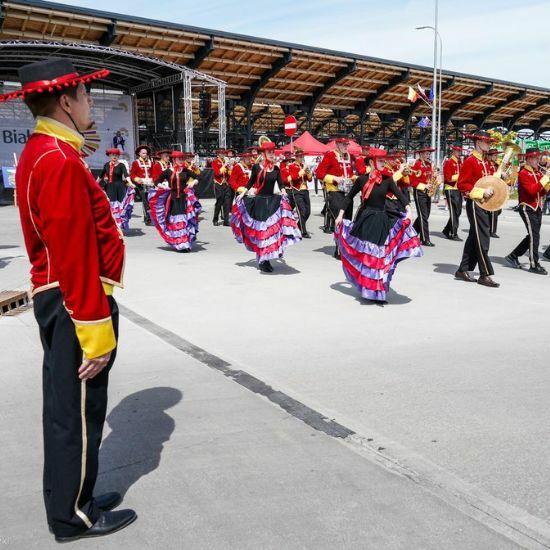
[473,175,509,211]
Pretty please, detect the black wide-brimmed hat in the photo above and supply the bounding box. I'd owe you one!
[524,147,541,159]
[135,145,152,156]
[0,58,109,103]
[464,130,495,142]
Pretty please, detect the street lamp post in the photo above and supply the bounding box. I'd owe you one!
[417,16,443,169]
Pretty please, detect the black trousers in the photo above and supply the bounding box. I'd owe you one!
[213,183,232,223]
[288,189,311,233]
[412,188,431,242]
[443,189,462,237]
[33,289,118,537]
[489,209,501,234]
[135,184,151,223]
[511,205,542,267]
[327,190,352,221]
[459,199,494,277]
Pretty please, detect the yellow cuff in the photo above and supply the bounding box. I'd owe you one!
[102,282,114,296]
[366,166,372,174]
[417,183,427,191]
[541,175,549,188]
[469,187,485,200]
[403,176,410,184]
[74,318,116,359]
[452,174,459,182]
[393,171,403,182]
[299,170,305,177]
[135,177,141,183]
[351,175,358,182]
[237,186,247,194]
[287,176,292,183]
[324,175,334,185]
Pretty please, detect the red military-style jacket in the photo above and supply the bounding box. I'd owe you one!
[409,159,433,190]
[457,151,492,199]
[315,150,354,192]
[151,159,172,182]
[130,158,153,184]
[286,161,313,190]
[212,157,228,184]
[443,155,461,189]
[16,117,125,359]
[518,166,550,210]
[229,162,251,192]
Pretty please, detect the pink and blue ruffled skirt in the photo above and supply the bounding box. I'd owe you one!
[335,214,422,301]
[149,187,202,251]
[231,195,302,262]
[110,188,135,230]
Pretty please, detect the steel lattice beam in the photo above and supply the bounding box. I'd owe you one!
[504,97,549,129]
[442,83,493,123]
[187,37,214,70]
[473,89,527,128]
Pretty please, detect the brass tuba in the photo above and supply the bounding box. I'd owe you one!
[471,130,521,211]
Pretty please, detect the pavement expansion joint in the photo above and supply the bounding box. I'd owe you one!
[120,302,550,550]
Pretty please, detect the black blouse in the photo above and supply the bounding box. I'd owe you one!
[100,162,129,184]
[155,168,193,188]
[246,163,284,196]
[342,174,409,212]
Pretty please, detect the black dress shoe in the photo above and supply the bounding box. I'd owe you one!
[478,276,500,288]
[55,509,137,543]
[490,232,500,238]
[333,248,341,260]
[302,232,311,238]
[442,230,451,240]
[529,264,548,275]
[265,260,274,272]
[95,492,122,512]
[451,235,463,241]
[259,261,270,273]
[213,221,220,226]
[422,241,435,247]
[455,270,477,283]
[505,254,522,269]
[223,221,230,227]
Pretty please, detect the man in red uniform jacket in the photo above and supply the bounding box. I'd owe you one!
[151,149,172,182]
[7,58,136,542]
[409,147,435,246]
[229,152,254,193]
[455,130,499,287]
[442,144,463,240]
[211,149,232,226]
[506,148,550,274]
[130,144,154,225]
[285,148,313,237]
[316,137,355,239]
[486,148,501,238]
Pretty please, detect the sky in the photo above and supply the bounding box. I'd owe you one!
[53,0,550,89]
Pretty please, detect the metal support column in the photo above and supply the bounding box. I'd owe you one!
[218,83,226,148]
[182,72,193,153]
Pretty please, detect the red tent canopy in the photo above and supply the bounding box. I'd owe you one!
[279,131,330,155]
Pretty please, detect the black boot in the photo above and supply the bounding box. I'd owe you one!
[333,246,340,260]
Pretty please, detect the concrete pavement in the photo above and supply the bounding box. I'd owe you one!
[1,197,550,549]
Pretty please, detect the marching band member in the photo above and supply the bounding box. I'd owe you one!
[486,148,501,238]
[505,148,549,274]
[130,145,154,225]
[334,149,422,303]
[149,151,202,252]
[212,149,232,226]
[386,151,412,223]
[229,151,254,194]
[97,148,135,230]
[355,145,371,176]
[410,147,435,246]
[7,57,136,542]
[151,149,172,182]
[231,138,301,273]
[442,144,463,241]
[316,137,355,253]
[455,130,499,287]
[285,147,312,238]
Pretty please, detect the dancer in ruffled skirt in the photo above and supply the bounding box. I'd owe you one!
[149,151,202,253]
[335,149,423,302]
[231,137,302,272]
[98,148,135,230]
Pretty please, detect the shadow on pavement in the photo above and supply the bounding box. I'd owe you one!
[490,255,527,269]
[156,241,209,253]
[0,255,22,269]
[235,259,300,275]
[330,281,411,305]
[123,228,145,237]
[98,386,182,497]
[313,245,336,257]
[433,263,458,275]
